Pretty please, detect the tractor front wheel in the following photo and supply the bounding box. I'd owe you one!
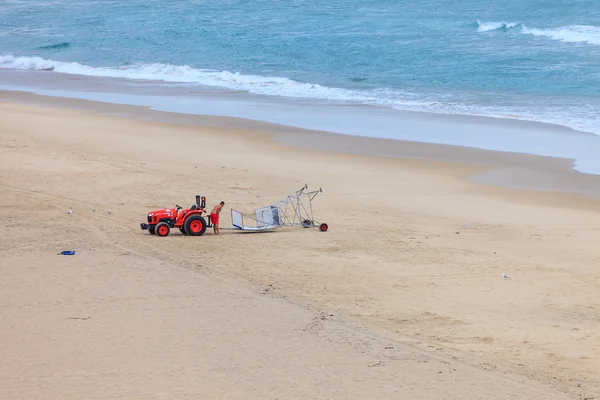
[149,226,156,235]
[184,215,207,236]
[156,222,170,237]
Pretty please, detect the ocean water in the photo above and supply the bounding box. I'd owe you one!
[1,1,600,150]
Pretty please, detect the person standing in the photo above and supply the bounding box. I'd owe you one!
[210,201,225,235]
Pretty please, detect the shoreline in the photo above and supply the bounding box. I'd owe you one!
[2,69,600,175]
[1,62,599,138]
[3,88,600,199]
[1,69,588,135]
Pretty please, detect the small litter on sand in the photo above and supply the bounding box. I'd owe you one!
[58,251,76,256]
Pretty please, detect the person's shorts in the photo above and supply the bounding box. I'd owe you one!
[210,213,219,225]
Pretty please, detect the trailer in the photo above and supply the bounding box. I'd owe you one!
[230,185,328,232]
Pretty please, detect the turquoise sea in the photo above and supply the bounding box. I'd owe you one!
[1,0,600,171]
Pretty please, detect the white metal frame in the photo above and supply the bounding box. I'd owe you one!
[231,185,325,231]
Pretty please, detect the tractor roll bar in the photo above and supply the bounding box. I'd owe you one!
[195,195,206,209]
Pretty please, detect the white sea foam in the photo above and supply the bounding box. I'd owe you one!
[1,54,599,136]
[521,24,600,45]
[476,20,520,32]
[0,54,430,107]
[477,20,600,45]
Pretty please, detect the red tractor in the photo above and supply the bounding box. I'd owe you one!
[140,195,211,237]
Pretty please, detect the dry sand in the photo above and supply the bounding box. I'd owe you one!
[1,96,599,399]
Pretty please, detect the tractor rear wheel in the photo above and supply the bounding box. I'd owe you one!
[184,215,207,236]
[156,222,170,237]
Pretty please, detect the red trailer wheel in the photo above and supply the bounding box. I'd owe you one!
[319,223,328,232]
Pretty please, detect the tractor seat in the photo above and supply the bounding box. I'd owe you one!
[190,205,197,210]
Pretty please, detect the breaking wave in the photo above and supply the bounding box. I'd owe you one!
[1,54,599,135]
[476,20,520,32]
[521,24,600,45]
[477,20,600,45]
[0,54,431,107]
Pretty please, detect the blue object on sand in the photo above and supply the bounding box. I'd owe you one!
[60,251,76,255]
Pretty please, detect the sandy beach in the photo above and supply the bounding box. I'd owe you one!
[1,93,599,399]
